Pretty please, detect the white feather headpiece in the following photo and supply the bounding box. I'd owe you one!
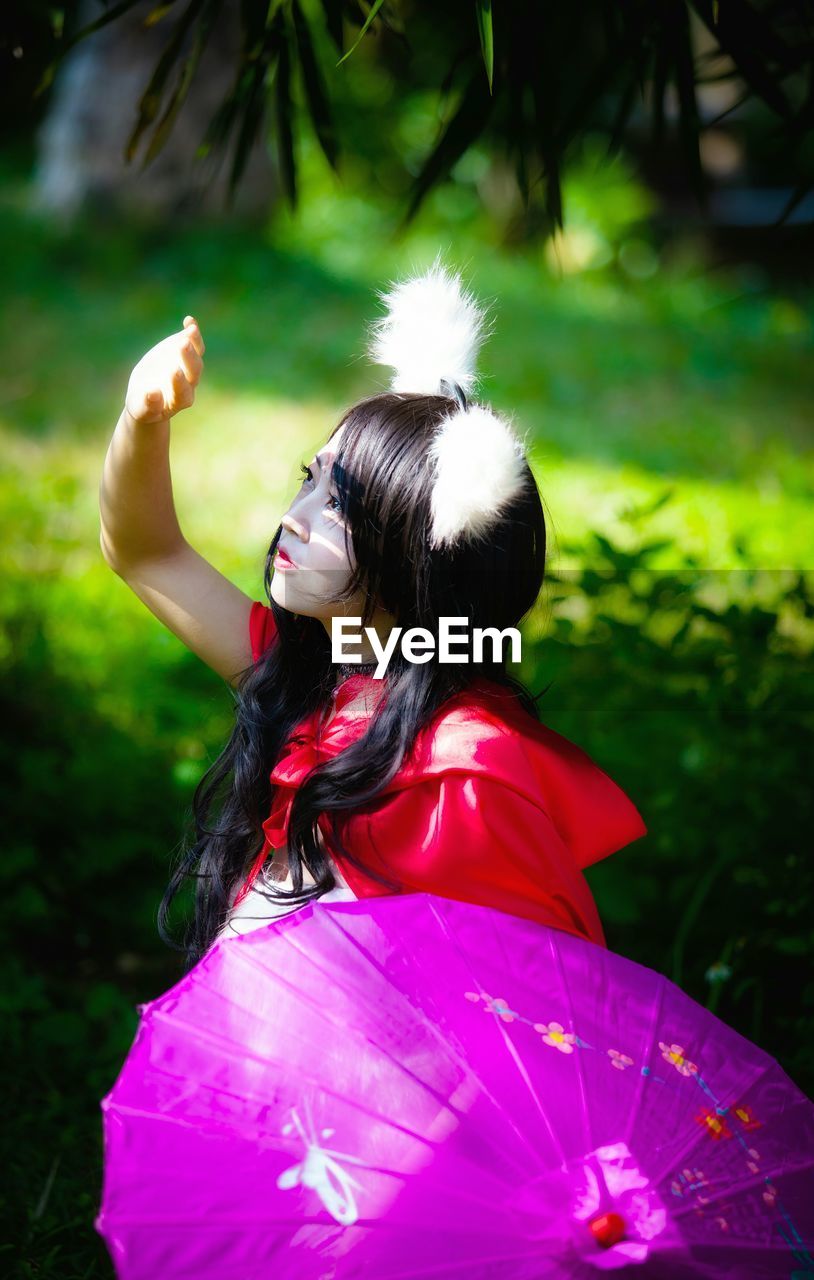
[364,255,528,549]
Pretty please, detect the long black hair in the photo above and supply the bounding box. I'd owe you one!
[157,391,548,968]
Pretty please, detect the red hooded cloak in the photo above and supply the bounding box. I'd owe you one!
[235,601,647,947]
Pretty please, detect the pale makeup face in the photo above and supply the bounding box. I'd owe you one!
[271,427,396,658]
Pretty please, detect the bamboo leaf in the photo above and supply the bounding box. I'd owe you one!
[198,66,251,160]
[273,15,297,210]
[317,0,366,53]
[142,0,225,167]
[240,0,273,53]
[691,0,795,121]
[504,52,528,205]
[650,27,671,152]
[197,2,281,167]
[694,0,800,70]
[606,66,643,159]
[628,8,656,105]
[335,0,387,67]
[701,86,750,129]
[557,47,621,149]
[34,0,156,99]
[555,1,657,153]
[531,77,563,229]
[126,0,206,165]
[226,38,277,204]
[475,0,494,95]
[291,0,340,172]
[671,0,709,215]
[771,175,814,229]
[320,0,347,55]
[229,65,268,199]
[144,3,179,25]
[397,68,494,232]
[543,161,563,228]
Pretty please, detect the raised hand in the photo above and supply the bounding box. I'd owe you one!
[124,315,206,425]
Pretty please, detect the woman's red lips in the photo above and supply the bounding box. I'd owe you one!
[275,546,297,569]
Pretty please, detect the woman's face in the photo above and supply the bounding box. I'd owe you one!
[270,425,363,621]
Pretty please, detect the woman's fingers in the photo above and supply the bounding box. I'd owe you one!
[178,338,202,384]
[182,315,205,357]
[131,388,166,421]
[127,321,204,423]
[168,363,194,407]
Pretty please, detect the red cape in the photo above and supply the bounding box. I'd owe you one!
[238,601,648,946]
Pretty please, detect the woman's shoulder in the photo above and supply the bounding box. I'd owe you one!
[410,677,564,776]
[405,677,648,868]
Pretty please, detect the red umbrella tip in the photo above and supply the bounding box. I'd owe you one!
[588,1211,627,1248]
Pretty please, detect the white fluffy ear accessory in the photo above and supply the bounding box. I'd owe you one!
[365,253,493,397]
[365,255,529,549]
[428,402,528,549]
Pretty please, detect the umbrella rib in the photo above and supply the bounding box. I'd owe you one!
[647,1055,782,1187]
[657,1237,811,1256]
[623,966,670,1155]
[232,931,484,1122]
[377,1243,559,1278]
[543,929,595,1157]
[299,899,550,1172]
[227,922,545,1180]
[146,1001,463,1155]
[666,1126,814,1220]
[423,897,571,1171]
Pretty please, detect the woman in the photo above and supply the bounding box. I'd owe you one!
[100,256,647,971]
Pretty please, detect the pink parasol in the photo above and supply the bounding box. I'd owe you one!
[95,894,814,1277]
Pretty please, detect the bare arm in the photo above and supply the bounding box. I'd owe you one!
[99,407,184,567]
[110,542,256,686]
[100,318,256,686]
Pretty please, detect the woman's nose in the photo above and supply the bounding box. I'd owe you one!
[281,512,308,541]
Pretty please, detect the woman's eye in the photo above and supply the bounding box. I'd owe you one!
[298,463,341,514]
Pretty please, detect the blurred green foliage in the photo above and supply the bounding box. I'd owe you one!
[522,505,814,1091]
[7,0,814,241]
[1,146,812,1272]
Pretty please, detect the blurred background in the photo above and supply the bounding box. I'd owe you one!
[1,1,812,1273]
